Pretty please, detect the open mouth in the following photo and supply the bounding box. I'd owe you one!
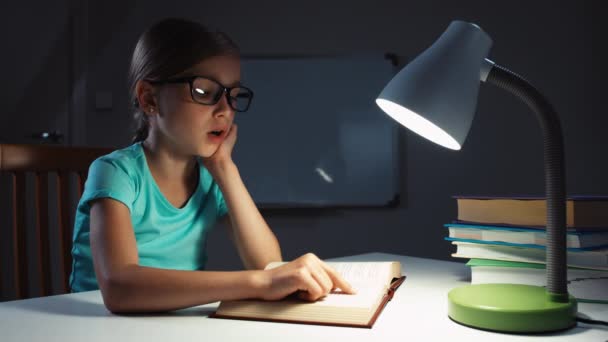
[209,130,223,137]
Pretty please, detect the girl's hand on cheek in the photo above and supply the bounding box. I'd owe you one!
[202,124,238,172]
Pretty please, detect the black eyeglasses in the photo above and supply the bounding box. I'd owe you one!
[148,76,254,112]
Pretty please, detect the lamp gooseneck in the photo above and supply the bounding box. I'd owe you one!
[484,63,568,298]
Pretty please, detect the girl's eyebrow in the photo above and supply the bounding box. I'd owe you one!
[179,72,241,87]
[201,75,241,88]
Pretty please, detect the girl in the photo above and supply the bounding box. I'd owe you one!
[70,18,355,313]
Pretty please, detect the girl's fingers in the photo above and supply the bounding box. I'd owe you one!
[227,124,237,139]
[310,265,333,295]
[320,262,357,294]
[296,271,324,301]
[223,124,237,148]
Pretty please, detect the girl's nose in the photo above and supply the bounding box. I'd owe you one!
[213,92,233,117]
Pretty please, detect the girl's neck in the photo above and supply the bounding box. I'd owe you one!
[141,136,197,182]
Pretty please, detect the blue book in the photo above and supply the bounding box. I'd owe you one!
[444,223,608,250]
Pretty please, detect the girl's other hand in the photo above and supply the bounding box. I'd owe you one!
[202,123,237,172]
[255,253,357,302]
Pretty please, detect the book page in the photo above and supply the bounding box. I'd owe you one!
[288,261,398,309]
[327,262,396,284]
[265,261,399,287]
[313,282,387,308]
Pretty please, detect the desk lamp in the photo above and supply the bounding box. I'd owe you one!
[375,21,576,333]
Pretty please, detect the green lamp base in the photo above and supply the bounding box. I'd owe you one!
[448,283,577,333]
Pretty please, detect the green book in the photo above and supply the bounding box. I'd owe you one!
[466,258,608,303]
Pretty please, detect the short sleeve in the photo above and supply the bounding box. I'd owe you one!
[213,183,229,218]
[81,157,136,212]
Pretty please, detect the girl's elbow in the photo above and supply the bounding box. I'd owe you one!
[98,274,136,313]
[103,297,127,314]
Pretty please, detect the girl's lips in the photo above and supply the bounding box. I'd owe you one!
[207,131,225,143]
[207,124,230,142]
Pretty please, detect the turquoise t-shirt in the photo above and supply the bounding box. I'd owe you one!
[69,142,228,292]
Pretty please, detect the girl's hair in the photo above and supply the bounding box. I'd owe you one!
[128,18,239,143]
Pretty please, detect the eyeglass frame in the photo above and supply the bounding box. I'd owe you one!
[146,75,254,112]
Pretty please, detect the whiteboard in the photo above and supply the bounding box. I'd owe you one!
[233,54,399,208]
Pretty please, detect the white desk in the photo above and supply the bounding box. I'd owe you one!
[1,253,606,341]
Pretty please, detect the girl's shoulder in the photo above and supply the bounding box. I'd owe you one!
[96,142,144,164]
[90,142,146,177]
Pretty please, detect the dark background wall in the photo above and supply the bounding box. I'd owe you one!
[1,1,605,294]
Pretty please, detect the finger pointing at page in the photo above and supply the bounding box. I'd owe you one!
[321,262,357,294]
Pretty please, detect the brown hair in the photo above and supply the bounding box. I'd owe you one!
[128,18,239,143]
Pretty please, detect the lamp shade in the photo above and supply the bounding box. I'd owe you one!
[376,21,493,150]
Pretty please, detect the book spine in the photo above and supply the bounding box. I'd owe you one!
[451,242,608,270]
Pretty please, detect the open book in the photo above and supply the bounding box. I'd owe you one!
[210,261,405,328]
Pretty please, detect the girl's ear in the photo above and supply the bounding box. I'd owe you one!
[135,80,158,114]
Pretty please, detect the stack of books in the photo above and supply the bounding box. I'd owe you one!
[446,196,608,303]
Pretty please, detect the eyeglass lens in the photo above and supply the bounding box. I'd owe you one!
[191,77,252,111]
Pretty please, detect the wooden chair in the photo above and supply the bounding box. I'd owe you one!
[0,144,112,300]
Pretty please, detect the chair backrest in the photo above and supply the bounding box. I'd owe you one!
[0,144,112,300]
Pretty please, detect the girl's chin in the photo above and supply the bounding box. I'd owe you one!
[196,145,217,158]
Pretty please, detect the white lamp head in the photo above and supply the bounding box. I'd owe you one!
[376,21,493,150]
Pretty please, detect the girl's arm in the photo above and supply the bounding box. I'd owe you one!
[91,198,356,313]
[90,198,260,313]
[201,125,356,301]
[212,160,282,270]
[203,124,281,269]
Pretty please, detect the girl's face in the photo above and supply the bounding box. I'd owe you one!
[153,55,240,158]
